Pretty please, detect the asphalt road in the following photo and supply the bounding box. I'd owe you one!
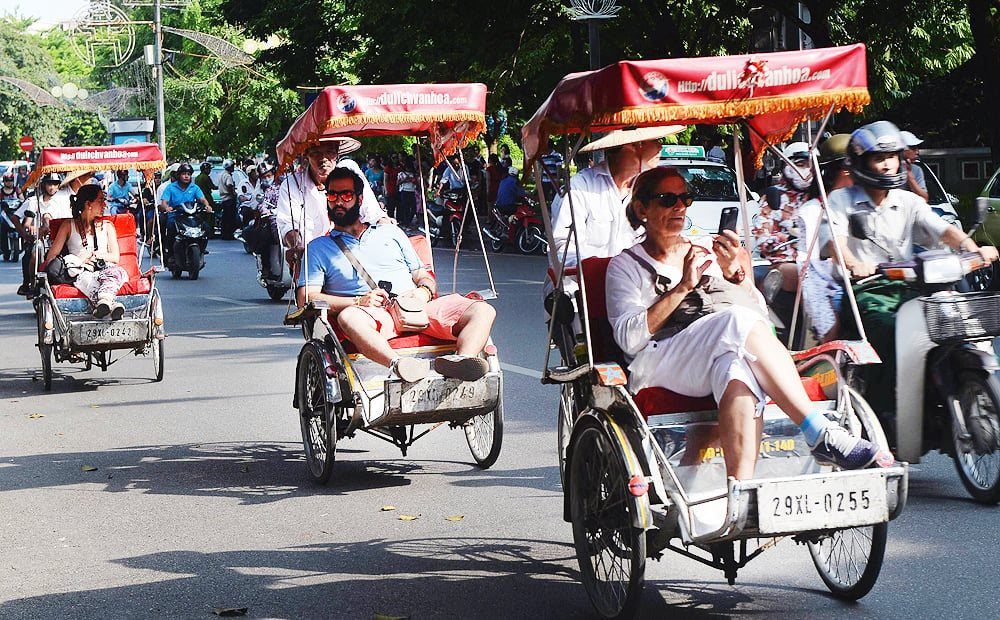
[1,240,998,619]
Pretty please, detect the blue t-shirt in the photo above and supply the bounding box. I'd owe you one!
[160,181,205,207]
[298,224,423,296]
[495,176,525,206]
[108,181,133,202]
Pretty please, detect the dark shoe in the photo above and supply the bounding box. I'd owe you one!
[93,300,112,319]
[110,302,125,321]
[809,425,894,469]
[203,248,210,254]
[433,355,489,381]
[390,357,430,383]
[16,284,29,297]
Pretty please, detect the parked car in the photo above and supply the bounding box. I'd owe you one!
[658,145,760,236]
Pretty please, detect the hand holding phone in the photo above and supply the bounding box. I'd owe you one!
[718,206,739,234]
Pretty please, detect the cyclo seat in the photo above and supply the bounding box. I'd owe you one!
[579,255,827,419]
[44,215,151,300]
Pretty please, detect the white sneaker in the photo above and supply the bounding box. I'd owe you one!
[390,357,430,383]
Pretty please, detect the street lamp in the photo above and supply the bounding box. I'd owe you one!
[50,82,90,103]
[567,0,622,70]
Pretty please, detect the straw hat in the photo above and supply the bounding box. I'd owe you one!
[579,125,687,153]
[60,169,94,188]
[307,135,362,156]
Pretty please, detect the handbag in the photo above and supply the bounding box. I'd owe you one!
[333,236,430,332]
[45,255,76,285]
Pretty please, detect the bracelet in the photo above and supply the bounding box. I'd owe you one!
[725,266,746,284]
[353,295,362,306]
[418,283,435,299]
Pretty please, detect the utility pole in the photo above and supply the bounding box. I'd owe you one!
[153,0,167,158]
[567,1,621,70]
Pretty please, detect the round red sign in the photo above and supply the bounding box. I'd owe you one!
[18,136,34,152]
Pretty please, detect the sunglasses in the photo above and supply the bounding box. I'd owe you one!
[326,189,356,203]
[650,192,694,209]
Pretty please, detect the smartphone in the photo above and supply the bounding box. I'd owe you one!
[718,207,739,234]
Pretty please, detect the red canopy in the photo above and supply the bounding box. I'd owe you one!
[522,44,870,168]
[25,143,166,187]
[276,83,488,167]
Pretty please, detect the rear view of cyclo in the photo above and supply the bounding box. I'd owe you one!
[525,45,908,617]
[276,83,504,483]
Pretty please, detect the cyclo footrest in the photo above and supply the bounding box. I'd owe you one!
[370,372,500,427]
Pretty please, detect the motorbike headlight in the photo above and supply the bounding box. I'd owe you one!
[183,225,201,237]
[922,254,964,284]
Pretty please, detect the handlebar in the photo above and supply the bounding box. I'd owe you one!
[863,251,989,285]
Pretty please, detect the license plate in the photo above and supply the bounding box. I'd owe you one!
[397,375,498,415]
[756,475,888,534]
[72,321,145,344]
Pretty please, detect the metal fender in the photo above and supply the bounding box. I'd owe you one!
[563,409,653,531]
[292,340,343,410]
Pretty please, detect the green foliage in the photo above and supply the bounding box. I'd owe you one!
[61,109,107,146]
[0,18,64,158]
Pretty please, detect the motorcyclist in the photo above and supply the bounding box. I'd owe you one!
[158,163,213,262]
[1,172,24,262]
[494,166,527,215]
[218,159,238,240]
[11,173,62,297]
[249,163,281,277]
[107,169,136,215]
[1,171,23,202]
[823,120,999,418]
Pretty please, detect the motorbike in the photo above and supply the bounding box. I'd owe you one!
[1,197,23,262]
[848,204,1000,504]
[245,212,291,301]
[168,201,210,280]
[481,196,548,255]
[427,189,468,248]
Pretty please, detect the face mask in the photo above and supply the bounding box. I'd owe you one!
[784,164,813,190]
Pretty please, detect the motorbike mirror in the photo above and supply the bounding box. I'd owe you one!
[848,212,874,241]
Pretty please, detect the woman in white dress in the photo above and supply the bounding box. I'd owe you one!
[605,167,888,479]
[45,184,129,319]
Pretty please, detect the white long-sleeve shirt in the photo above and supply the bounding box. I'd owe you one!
[551,161,642,266]
[605,240,765,361]
[275,163,386,246]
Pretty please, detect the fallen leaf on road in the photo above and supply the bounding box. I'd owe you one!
[445,515,465,522]
[380,505,396,511]
[375,613,411,620]
[239,464,250,473]
[28,413,45,419]
[398,514,419,521]
[81,465,97,472]
[211,607,248,617]
[90,405,99,408]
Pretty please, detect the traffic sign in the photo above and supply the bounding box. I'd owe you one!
[18,136,34,152]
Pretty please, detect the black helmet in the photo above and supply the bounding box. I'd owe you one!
[177,163,194,175]
[846,121,908,190]
[819,133,851,165]
[200,161,212,173]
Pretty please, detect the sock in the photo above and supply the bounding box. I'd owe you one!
[799,410,833,445]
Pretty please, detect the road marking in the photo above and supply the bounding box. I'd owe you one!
[205,296,256,307]
[501,363,543,379]
[508,279,544,285]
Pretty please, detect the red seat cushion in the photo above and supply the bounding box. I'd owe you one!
[634,376,828,418]
[46,214,148,298]
[340,332,454,355]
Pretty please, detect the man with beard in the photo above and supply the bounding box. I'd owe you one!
[276,137,386,273]
[296,167,496,383]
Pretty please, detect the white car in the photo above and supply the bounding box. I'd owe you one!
[657,146,760,236]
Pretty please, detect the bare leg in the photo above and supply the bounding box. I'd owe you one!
[336,307,396,367]
[718,380,764,479]
[451,302,496,357]
[743,322,813,424]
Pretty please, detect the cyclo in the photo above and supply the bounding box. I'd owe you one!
[27,144,167,390]
[523,45,908,616]
[276,83,504,483]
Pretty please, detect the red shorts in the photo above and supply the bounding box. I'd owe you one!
[356,293,480,341]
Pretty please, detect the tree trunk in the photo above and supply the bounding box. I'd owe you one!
[968,0,1000,158]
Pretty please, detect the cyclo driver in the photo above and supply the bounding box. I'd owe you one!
[158,163,213,261]
[296,167,497,383]
[823,121,1000,421]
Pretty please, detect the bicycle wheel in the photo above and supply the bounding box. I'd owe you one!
[36,299,53,391]
[297,344,336,483]
[151,337,164,382]
[808,523,887,600]
[465,372,504,468]
[569,423,645,619]
[952,371,1000,504]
